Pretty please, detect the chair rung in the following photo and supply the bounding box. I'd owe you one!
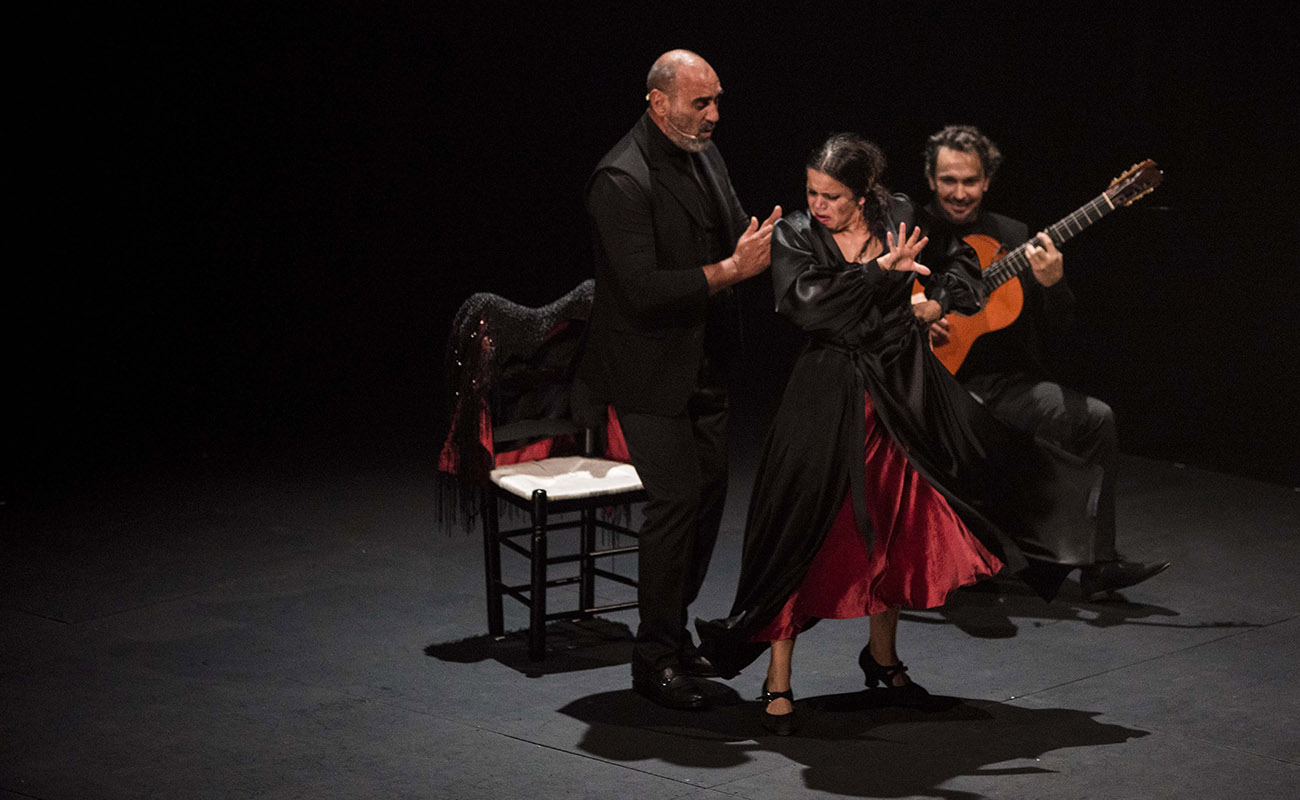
[589,567,638,588]
[500,538,531,559]
[494,490,648,516]
[545,545,639,566]
[500,576,580,597]
[498,538,639,563]
[495,523,638,541]
[584,599,638,615]
[592,523,640,539]
[500,586,530,606]
[543,599,639,622]
[495,519,583,539]
[587,544,639,558]
[495,567,637,606]
[499,581,589,606]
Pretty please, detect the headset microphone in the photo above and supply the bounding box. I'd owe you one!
[664,115,701,141]
[647,91,710,142]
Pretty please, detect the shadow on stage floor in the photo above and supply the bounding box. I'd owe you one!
[900,574,1266,640]
[559,686,1146,798]
[425,617,634,678]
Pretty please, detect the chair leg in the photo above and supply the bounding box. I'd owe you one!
[579,427,597,615]
[528,489,549,661]
[579,507,596,614]
[483,494,504,637]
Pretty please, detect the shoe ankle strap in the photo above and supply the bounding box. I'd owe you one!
[883,662,909,680]
[759,687,794,702]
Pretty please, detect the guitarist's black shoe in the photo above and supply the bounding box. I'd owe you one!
[1080,560,1171,600]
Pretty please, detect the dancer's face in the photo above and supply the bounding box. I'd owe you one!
[806,168,864,233]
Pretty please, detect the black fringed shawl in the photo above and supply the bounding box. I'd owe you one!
[437,280,627,529]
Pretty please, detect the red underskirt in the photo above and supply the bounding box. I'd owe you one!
[752,393,1003,642]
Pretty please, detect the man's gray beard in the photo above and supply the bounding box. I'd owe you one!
[665,114,711,153]
[673,133,709,153]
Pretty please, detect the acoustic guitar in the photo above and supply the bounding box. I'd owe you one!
[922,159,1163,374]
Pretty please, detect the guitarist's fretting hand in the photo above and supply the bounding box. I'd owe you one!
[1025,232,1064,287]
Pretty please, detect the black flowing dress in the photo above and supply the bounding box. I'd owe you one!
[697,198,1101,678]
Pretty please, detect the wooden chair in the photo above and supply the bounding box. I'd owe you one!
[438,280,645,660]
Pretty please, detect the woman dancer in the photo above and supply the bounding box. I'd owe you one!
[698,133,1099,735]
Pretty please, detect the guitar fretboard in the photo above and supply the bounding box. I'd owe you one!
[982,192,1118,290]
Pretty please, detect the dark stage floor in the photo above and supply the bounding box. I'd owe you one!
[2,432,1297,799]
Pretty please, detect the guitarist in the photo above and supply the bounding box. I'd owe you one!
[917,125,1169,600]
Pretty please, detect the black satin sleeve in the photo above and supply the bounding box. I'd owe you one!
[914,204,985,316]
[771,210,918,343]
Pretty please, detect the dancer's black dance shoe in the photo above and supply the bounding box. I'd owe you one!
[1080,560,1172,600]
[632,665,706,710]
[758,682,798,736]
[858,643,935,709]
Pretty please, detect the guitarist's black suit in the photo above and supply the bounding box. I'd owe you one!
[924,201,1123,566]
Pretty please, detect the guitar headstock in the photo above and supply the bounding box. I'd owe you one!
[1106,159,1162,207]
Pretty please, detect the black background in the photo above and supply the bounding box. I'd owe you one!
[12,2,1298,495]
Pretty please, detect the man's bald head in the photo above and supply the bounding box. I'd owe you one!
[645,50,722,153]
[646,49,712,96]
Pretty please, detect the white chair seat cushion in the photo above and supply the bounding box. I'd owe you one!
[489,456,643,501]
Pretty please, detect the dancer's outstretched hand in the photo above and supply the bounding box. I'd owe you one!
[877,222,930,275]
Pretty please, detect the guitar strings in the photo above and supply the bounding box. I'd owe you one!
[983,194,1115,288]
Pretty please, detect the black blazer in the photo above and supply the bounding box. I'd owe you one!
[579,113,749,415]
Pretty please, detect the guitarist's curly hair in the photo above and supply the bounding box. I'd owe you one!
[924,125,1003,182]
[806,132,893,240]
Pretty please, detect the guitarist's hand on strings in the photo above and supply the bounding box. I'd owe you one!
[911,297,949,346]
[875,222,931,276]
[925,315,951,347]
[1025,232,1064,287]
[912,297,945,326]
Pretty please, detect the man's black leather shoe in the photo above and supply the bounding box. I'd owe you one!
[1080,560,1172,600]
[680,652,720,678]
[632,666,707,710]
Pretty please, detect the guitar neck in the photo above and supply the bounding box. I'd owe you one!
[983,191,1119,290]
